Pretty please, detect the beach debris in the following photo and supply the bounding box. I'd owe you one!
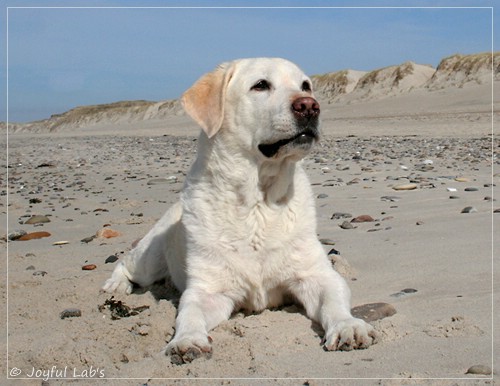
[98,296,149,320]
[82,264,97,270]
[33,270,48,277]
[319,238,336,245]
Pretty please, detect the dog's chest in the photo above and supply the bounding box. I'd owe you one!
[237,201,297,252]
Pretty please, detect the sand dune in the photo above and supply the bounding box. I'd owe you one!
[2,52,498,135]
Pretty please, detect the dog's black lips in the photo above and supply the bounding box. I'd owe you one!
[258,130,317,158]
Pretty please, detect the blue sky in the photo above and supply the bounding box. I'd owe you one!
[1,1,498,122]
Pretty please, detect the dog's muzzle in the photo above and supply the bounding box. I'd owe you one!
[258,97,320,158]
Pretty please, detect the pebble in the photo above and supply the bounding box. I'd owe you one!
[381,196,401,202]
[392,183,417,191]
[461,206,478,214]
[53,241,69,245]
[7,230,27,240]
[331,212,352,220]
[81,235,96,243]
[317,193,329,199]
[147,177,177,185]
[319,238,336,245]
[449,195,460,199]
[351,215,374,223]
[465,365,492,375]
[60,308,82,319]
[446,187,457,192]
[340,221,355,230]
[351,302,397,322]
[33,271,48,276]
[24,215,51,224]
[464,187,478,192]
[82,264,97,270]
[18,231,51,241]
[96,228,121,239]
[455,177,470,182]
[390,288,418,297]
[105,255,119,264]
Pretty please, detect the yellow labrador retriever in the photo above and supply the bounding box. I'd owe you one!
[103,58,377,364]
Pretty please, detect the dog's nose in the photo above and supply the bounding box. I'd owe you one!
[292,97,320,119]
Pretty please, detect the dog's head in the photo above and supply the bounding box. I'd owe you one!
[182,58,320,162]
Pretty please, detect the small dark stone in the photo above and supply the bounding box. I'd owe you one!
[7,230,27,240]
[401,288,418,294]
[105,255,119,264]
[464,187,479,192]
[60,308,82,319]
[331,212,352,220]
[81,235,96,243]
[380,196,401,202]
[328,248,340,255]
[32,270,48,276]
[317,193,329,199]
[461,206,477,214]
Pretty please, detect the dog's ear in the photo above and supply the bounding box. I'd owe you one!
[181,62,235,138]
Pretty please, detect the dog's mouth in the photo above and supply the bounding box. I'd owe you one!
[258,129,318,158]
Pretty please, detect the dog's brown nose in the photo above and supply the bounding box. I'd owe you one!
[292,97,320,119]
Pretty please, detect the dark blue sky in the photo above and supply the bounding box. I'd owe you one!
[2,1,498,122]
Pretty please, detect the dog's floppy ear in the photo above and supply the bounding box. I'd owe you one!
[181,62,235,138]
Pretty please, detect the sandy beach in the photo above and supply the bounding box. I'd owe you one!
[2,58,499,385]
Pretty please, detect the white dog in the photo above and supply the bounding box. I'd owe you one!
[103,58,377,364]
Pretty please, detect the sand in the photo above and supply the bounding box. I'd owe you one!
[2,79,499,385]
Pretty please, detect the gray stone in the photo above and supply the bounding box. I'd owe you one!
[351,302,396,322]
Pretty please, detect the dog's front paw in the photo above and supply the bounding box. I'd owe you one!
[165,334,213,365]
[324,318,377,351]
[101,263,133,294]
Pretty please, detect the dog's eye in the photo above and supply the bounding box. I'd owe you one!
[301,81,312,92]
[251,80,271,91]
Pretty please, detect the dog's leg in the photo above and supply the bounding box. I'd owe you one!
[165,288,234,364]
[289,262,377,351]
[102,202,183,294]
